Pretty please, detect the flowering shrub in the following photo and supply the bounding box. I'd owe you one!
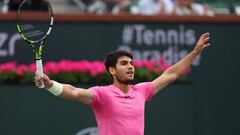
[0,59,191,84]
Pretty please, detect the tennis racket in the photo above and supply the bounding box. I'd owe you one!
[16,0,54,88]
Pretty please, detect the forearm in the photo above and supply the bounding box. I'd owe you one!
[46,81,93,104]
[36,73,93,104]
[152,32,209,95]
[152,51,198,94]
[58,84,78,100]
[164,32,210,78]
[45,80,75,99]
[164,50,199,78]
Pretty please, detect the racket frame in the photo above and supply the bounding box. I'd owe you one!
[16,0,54,88]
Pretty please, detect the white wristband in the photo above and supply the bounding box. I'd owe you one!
[47,81,63,96]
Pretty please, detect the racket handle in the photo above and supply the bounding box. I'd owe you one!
[36,59,45,88]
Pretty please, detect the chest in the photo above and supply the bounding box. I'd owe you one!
[103,92,145,118]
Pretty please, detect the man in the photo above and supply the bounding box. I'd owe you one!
[137,0,174,15]
[35,32,210,135]
[172,0,214,16]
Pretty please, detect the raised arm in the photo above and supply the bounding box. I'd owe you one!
[152,32,210,95]
[35,73,94,105]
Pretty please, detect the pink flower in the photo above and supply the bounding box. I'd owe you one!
[90,61,105,76]
[159,57,166,66]
[44,61,59,74]
[77,60,92,73]
[58,60,71,72]
[143,60,155,71]
[0,58,191,84]
[155,57,171,72]
[16,64,28,76]
[0,62,16,72]
[133,60,144,68]
[157,65,171,72]
[28,63,36,73]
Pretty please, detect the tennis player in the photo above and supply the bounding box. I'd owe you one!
[35,32,210,135]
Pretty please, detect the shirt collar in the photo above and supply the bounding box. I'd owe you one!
[110,85,135,99]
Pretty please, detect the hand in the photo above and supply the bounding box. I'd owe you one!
[193,32,210,54]
[35,72,53,89]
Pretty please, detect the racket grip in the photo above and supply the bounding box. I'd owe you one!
[36,59,45,88]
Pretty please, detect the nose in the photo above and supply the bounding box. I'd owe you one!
[128,64,134,69]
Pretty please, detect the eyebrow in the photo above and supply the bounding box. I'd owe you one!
[119,60,133,64]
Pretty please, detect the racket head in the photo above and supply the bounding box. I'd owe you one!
[16,0,53,43]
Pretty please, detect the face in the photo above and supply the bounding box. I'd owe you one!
[110,56,135,84]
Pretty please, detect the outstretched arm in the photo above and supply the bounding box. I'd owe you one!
[152,32,210,95]
[35,73,93,105]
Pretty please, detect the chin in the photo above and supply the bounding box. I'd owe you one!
[120,79,133,85]
[126,78,134,84]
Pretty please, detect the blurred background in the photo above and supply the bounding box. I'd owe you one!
[0,0,240,135]
[2,0,240,15]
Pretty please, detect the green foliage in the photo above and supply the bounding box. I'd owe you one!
[0,70,190,84]
[0,71,17,83]
[134,68,161,83]
[18,71,34,84]
[94,72,112,84]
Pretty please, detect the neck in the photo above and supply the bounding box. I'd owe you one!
[112,81,129,94]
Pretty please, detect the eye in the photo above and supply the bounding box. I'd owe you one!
[123,62,128,65]
[119,60,133,66]
[120,61,127,65]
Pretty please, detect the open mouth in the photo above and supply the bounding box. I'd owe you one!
[126,71,134,75]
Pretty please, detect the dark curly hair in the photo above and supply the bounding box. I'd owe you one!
[104,50,133,73]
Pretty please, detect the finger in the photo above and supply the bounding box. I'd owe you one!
[205,37,210,41]
[204,37,210,44]
[43,73,47,78]
[202,32,210,38]
[198,36,210,45]
[36,78,41,84]
[35,71,39,78]
[35,75,40,82]
[42,74,48,81]
[35,74,42,83]
[203,43,211,48]
[35,72,43,81]
[35,81,41,87]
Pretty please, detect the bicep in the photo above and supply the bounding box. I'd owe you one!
[59,84,94,105]
[152,73,177,95]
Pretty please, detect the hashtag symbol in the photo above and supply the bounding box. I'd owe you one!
[122,25,133,45]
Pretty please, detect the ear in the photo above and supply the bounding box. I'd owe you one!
[109,67,116,76]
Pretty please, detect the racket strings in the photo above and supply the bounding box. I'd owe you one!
[16,0,53,62]
[17,0,52,42]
